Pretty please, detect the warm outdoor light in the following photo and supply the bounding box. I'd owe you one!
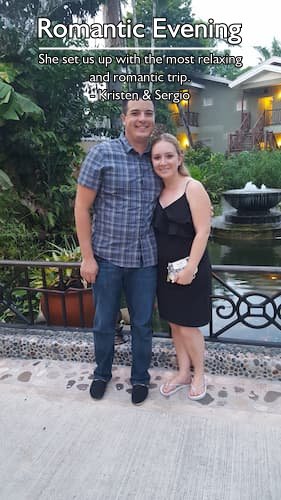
[168,103,179,113]
[263,273,281,281]
[177,132,189,149]
[180,90,189,107]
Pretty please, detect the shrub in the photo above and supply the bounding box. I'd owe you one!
[185,143,213,166]
[185,147,281,203]
[221,151,281,189]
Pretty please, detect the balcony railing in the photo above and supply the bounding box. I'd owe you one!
[228,110,280,152]
[264,108,281,126]
[171,111,199,127]
[1,261,280,346]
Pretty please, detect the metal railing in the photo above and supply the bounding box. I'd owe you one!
[171,111,199,127]
[210,266,281,346]
[0,261,280,347]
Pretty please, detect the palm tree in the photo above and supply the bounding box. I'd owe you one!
[131,0,141,81]
[149,0,156,93]
[102,0,123,129]
[102,0,123,47]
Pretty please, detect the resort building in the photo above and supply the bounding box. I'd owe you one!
[173,57,281,153]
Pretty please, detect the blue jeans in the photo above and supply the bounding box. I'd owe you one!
[92,258,157,385]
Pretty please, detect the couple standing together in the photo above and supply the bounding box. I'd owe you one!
[75,96,212,405]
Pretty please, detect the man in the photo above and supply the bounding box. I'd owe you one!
[74,96,162,405]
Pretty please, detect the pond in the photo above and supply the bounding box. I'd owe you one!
[206,238,280,344]
[209,237,280,293]
[209,237,281,268]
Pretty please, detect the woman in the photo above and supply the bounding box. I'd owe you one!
[151,134,212,400]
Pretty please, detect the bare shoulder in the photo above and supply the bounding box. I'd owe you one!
[185,178,211,210]
[186,178,209,198]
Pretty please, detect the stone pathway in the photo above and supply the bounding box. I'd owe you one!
[1,357,281,414]
[1,357,281,500]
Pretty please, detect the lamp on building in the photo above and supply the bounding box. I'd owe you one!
[177,132,189,150]
[180,91,190,108]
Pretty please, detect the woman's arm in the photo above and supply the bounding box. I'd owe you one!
[175,180,211,286]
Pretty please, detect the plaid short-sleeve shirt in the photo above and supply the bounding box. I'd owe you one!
[78,134,162,267]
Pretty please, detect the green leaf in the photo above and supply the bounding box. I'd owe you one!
[0,63,19,84]
[0,169,13,190]
[47,211,56,228]
[0,105,21,120]
[14,91,44,118]
[0,79,43,122]
[0,81,13,104]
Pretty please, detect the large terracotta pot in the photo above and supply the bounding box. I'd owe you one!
[41,288,95,327]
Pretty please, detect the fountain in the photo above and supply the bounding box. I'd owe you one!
[212,182,281,239]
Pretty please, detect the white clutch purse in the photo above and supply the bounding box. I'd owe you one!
[167,256,198,283]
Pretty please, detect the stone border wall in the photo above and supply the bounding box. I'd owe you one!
[0,326,281,380]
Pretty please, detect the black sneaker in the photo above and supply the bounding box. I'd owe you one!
[90,379,107,400]
[132,384,149,405]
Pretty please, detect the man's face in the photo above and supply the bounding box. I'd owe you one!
[122,99,155,143]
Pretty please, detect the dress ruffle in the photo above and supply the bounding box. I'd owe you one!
[153,195,195,239]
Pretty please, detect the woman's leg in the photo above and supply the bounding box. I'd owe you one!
[178,326,205,396]
[161,322,192,394]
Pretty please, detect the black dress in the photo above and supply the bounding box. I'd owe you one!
[153,193,212,327]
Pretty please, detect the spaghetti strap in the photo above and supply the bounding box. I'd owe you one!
[184,177,194,192]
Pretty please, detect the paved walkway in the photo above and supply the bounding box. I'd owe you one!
[1,357,281,500]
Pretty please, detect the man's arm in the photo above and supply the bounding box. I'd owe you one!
[74,185,99,283]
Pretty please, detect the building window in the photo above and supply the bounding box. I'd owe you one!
[236,100,247,111]
[203,97,213,107]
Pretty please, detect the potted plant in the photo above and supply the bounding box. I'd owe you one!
[30,238,95,328]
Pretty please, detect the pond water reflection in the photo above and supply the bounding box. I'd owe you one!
[206,238,281,344]
[208,238,281,296]
[208,238,281,268]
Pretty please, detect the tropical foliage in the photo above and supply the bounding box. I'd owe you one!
[0,0,113,250]
[186,148,281,204]
[0,70,43,124]
[254,38,281,62]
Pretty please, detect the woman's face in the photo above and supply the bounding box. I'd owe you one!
[151,140,182,180]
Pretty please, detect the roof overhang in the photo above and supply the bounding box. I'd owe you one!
[188,72,230,86]
[229,57,281,89]
[188,81,205,89]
